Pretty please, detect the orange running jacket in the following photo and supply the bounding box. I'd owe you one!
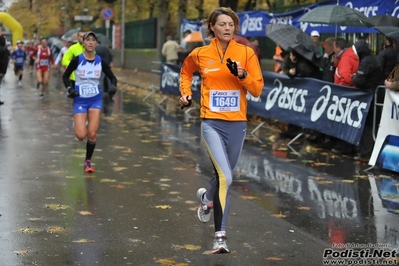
[180,38,264,121]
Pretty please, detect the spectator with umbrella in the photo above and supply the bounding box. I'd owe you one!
[351,39,384,161]
[377,37,398,80]
[321,37,336,83]
[384,35,399,91]
[333,38,359,87]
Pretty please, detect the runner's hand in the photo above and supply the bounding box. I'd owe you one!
[67,86,79,98]
[180,95,192,109]
[226,58,238,76]
[108,85,117,97]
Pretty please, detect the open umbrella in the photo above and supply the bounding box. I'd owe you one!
[369,14,399,27]
[61,28,80,40]
[374,26,399,37]
[48,37,64,49]
[265,24,321,66]
[298,4,373,27]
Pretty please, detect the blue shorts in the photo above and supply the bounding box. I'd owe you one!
[73,98,102,114]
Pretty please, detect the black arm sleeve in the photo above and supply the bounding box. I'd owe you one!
[101,61,117,87]
[62,56,79,88]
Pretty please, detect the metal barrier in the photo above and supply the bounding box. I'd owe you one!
[372,85,385,141]
[143,61,162,102]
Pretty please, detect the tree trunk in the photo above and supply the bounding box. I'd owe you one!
[176,0,187,38]
[219,0,239,11]
[156,0,170,60]
[196,0,205,20]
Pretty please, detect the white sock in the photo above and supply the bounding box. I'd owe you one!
[203,194,212,205]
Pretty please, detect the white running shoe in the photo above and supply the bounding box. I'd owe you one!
[196,188,213,223]
[212,233,229,254]
[18,81,21,87]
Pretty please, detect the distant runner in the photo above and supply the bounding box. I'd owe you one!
[32,38,54,98]
[62,31,117,173]
[11,40,27,87]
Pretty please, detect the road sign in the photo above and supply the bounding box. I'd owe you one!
[101,7,114,21]
[74,15,93,21]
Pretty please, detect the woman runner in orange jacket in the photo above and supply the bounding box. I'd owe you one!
[179,7,264,254]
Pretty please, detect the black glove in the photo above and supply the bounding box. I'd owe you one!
[226,58,238,76]
[67,86,79,98]
[108,85,117,97]
[181,95,192,109]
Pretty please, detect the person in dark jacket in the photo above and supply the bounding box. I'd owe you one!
[0,35,10,105]
[95,42,113,94]
[279,47,322,141]
[351,39,384,161]
[321,37,336,83]
[282,48,322,80]
[377,37,398,80]
[352,39,384,91]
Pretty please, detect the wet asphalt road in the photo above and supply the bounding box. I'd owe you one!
[0,66,398,266]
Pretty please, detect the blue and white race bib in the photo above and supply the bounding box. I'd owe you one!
[209,89,240,112]
[78,84,99,98]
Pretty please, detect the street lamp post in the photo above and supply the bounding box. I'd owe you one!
[61,6,67,34]
[36,22,41,39]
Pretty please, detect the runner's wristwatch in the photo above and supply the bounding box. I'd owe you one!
[239,70,247,79]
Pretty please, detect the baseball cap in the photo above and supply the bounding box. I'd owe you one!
[310,30,320,37]
[16,40,22,44]
[83,31,97,41]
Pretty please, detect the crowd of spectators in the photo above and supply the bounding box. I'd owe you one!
[272,30,397,161]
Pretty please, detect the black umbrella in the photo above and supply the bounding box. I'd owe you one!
[374,26,399,37]
[298,5,373,27]
[386,31,399,42]
[265,24,321,66]
[369,14,399,27]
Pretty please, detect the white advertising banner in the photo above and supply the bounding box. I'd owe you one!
[369,89,399,173]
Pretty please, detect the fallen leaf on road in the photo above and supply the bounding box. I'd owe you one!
[264,193,274,197]
[312,162,334,166]
[155,258,176,265]
[341,179,355,183]
[78,211,92,215]
[267,256,284,261]
[14,250,29,255]
[353,174,368,179]
[44,204,70,210]
[47,226,68,233]
[298,206,311,211]
[172,167,186,170]
[141,192,155,197]
[318,180,333,184]
[128,238,142,243]
[241,195,257,200]
[72,239,95,243]
[16,227,38,233]
[155,205,172,209]
[28,218,42,221]
[113,167,127,172]
[100,178,117,183]
[111,184,126,189]
[272,213,286,218]
[172,244,201,251]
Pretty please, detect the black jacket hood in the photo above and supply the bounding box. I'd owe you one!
[354,39,371,60]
